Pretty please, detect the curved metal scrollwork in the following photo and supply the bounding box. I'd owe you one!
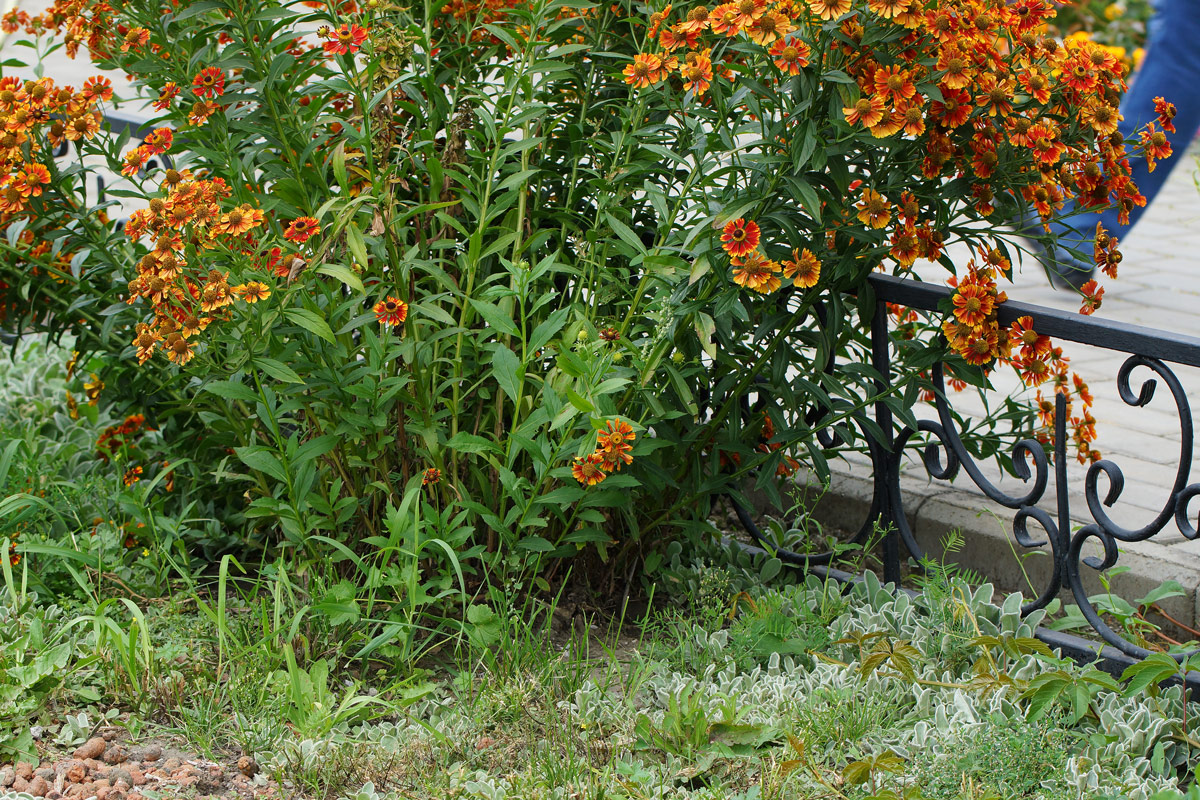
[728,273,1200,665]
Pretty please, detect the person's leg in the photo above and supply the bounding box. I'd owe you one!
[1042,0,1200,285]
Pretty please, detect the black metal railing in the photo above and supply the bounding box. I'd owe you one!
[733,272,1200,669]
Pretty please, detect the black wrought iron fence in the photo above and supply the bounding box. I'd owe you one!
[731,272,1200,672]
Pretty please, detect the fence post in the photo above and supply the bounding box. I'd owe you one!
[870,296,902,585]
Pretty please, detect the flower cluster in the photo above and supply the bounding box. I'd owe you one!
[942,260,1011,367]
[722,217,821,294]
[941,260,1099,463]
[124,173,269,366]
[633,0,1163,283]
[0,75,109,218]
[572,419,637,486]
[96,413,150,461]
[759,412,800,477]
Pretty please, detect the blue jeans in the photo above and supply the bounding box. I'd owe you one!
[1049,0,1200,271]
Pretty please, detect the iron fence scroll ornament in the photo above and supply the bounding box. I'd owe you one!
[732,272,1200,665]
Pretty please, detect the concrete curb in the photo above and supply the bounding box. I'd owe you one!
[792,465,1200,637]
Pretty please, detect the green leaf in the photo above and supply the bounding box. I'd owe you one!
[253,357,304,384]
[200,380,258,403]
[605,212,647,254]
[345,221,369,267]
[446,433,501,455]
[235,446,288,483]
[285,308,336,344]
[492,344,523,402]
[468,298,519,338]
[317,263,365,293]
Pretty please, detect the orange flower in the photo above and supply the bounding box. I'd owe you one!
[0,184,25,214]
[572,453,608,486]
[121,27,149,51]
[16,163,50,197]
[680,50,714,95]
[889,227,921,266]
[854,188,891,229]
[807,0,850,20]
[935,48,972,90]
[730,0,766,27]
[867,0,910,18]
[374,295,409,325]
[709,3,742,35]
[1154,96,1177,134]
[623,53,664,89]
[746,10,791,44]
[1010,315,1051,359]
[236,281,271,303]
[188,100,221,126]
[597,418,636,471]
[215,204,263,236]
[192,67,226,98]
[873,65,915,103]
[1079,280,1104,315]
[81,76,113,103]
[1140,122,1172,173]
[769,37,810,75]
[720,217,761,257]
[960,330,998,366]
[1020,357,1050,387]
[164,333,195,366]
[951,283,993,328]
[283,216,321,244]
[731,251,781,294]
[153,82,180,111]
[781,247,820,288]
[322,23,369,56]
[64,113,100,141]
[677,4,711,33]
[843,94,886,127]
[423,467,442,485]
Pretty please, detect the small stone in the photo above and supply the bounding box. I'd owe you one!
[36,767,55,781]
[95,786,110,800]
[126,794,143,800]
[112,779,130,794]
[74,739,106,761]
[102,746,127,765]
[0,768,14,787]
[65,786,84,799]
[140,745,162,763]
[12,776,29,793]
[101,731,117,742]
[107,768,132,787]
[63,761,87,784]
[161,757,181,772]
[127,767,145,787]
[15,762,34,780]
[28,775,50,796]
[236,756,258,777]
[47,791,62,800]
